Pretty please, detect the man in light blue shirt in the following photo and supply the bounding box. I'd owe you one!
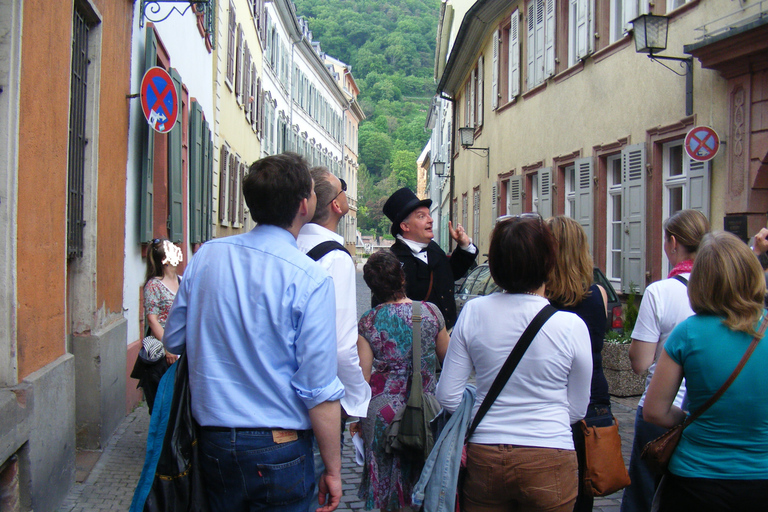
[164,153,345,512]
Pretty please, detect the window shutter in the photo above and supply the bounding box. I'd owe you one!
[687,159,710,218]
[239,161,246,226]
[464,82,471,128]
[544,0,556,77]
[470,68,476,127]
[538,167,552,218]
[491,182,498,222]
[218,145,228,222]
[492,30,499,110]
[189,101,203,244]
[526,2,536,90]
[621,143,646,294]
[167,68,184,243]
[140,28,157,243]
[254,78,261,133]
[243,45,251,118]
[228,153,237,224]
[477,56,484,126]
[574,157,594,248]
[509,175,523,215]
[510,10,520,99]
[235,24,243,101]
[576,0,589,59]
[202,120,212,241]
[226,3,236,83]
[259,86,266,139]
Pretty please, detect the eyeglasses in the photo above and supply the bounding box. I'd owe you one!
[326,178,347,207]
[151,238,162,245]
[496,213,542,223]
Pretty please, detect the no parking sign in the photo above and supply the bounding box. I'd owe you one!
[140,67,178,133]
[684,126,720,162]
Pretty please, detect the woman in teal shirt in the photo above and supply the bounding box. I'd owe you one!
[644,231,768,511]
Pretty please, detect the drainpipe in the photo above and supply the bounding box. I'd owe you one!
[440,92,456,252]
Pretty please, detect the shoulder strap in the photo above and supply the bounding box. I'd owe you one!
[466,304,557,441]
[672,275,688,286]
[306,240,350,261]
[683,317,767,429]
[406,301,424,406]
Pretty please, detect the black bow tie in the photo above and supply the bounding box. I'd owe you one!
[419,248,428,253]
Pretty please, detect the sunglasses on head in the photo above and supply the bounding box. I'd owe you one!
[326,178,347,206]
[496,212,542,223]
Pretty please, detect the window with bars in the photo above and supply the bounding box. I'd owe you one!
[67,5,94,258]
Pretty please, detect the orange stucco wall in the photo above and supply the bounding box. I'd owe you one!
[95,0,133,313]
[17,0,133,379]
[17,1,72,379]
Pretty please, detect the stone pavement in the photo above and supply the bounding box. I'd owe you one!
[57,396,640,512]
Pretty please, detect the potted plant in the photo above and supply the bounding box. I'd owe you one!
[603,284,646,397]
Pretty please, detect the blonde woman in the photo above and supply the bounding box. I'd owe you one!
[546,216,609,512]
[621,209,710,512]
[644,231,768,511]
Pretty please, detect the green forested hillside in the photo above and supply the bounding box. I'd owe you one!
[293,0,440,236]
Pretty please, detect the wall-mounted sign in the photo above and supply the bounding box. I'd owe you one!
[140,66,178,133]
[684,126,720,162]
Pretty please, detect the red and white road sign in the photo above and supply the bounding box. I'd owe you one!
[140,67,178,134]
[684,126,720,162]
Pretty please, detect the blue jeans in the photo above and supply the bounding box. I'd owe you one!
[620,406,668,512]
[199,428,315,512]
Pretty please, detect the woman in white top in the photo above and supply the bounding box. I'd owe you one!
[620,209,710,512]
[436,214,592,512]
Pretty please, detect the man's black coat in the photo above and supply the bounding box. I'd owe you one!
[373,239,477,329]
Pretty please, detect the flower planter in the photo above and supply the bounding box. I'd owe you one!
[603,342,646,397]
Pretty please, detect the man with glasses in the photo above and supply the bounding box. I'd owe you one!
[380,187,478,329]
[298,168,371,506]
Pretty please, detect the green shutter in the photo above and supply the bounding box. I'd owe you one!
[202,120,212,241]
[188,101,203,243]
[168,67,184,243]
[139,28,157,243]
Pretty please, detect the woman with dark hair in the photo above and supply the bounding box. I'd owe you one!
[354,250,449,512]
[644,231,768,511]
[132,238,182,413]
[546,215,610,512]
[621,209,710,512]
[436,215,592,512]
[144,238,182,354]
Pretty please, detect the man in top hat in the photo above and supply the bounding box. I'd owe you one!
[377,187,478,329]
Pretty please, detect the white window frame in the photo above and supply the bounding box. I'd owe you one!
[611,0,647,43]
[568,0,593,67]
[606,154,622,288]
[565,164,576,217]
[527,0,555,89]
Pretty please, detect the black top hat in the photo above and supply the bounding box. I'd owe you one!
[383,188,432,237]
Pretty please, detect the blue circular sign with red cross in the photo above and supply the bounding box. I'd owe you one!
[140,67,178,134]
[684,126,720,162]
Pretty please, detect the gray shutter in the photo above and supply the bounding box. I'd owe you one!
[491,182,498,222]
[228,153,237,224]
[621,143,646,294]
[575,0,589,59]
[202,119,212,241]
[510,10,520,99]
[189,101,203,244]
[140,28,157,243]
[687,158,710,218]
[477,56,484,126]
[226,3,236,83]
[544,0,556,77]
[168,68,184,243]
[526,2,536,89]
[470,68,476,127]
[218,145,228,222]
[235,24,243,101]
[492,30,499,110]
[538,167,552,218]
[509,175,523,215]
[575,157,594,248]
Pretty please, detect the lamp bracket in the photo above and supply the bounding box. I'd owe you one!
[648,53,692,77]
[141,1,212,28]
[463,146,490,177]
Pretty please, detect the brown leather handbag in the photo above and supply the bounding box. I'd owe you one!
[580,416,631,496]
[641,318,767,474]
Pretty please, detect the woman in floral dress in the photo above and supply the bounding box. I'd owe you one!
[354,250,449,512]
